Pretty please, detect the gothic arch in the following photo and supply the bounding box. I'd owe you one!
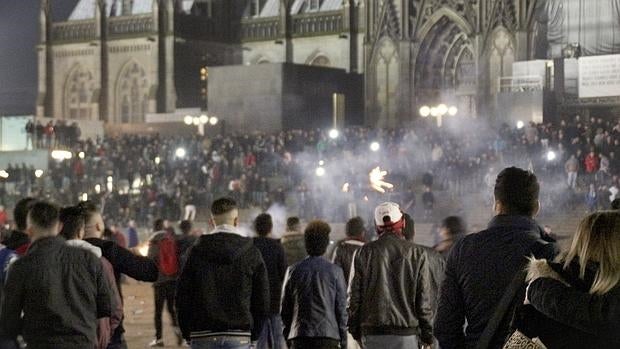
[414,13,476,114]
[415,6,474,42]
[489,26,516,93]
[306,52,331,67]
[115,60,149,124]
[373,37,399,127]
[63,64,95,120]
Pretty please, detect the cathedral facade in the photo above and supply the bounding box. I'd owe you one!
[38,0,540,127]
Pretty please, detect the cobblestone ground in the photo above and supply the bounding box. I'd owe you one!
[123,280,186,349]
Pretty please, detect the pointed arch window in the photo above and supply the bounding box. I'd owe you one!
[117,61,149,123]
[64,66,94,120]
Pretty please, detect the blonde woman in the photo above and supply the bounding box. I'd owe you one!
[519,211,620,348]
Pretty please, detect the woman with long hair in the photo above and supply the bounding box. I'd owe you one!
[518,211,620,348]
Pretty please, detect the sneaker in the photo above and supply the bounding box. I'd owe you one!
[148,338,164,347]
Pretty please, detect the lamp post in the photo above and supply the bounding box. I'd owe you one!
[183,113,219,135]
[419,103,458,127]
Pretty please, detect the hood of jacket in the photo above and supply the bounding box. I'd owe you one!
[194,232,253,265]
[66,239,102,258]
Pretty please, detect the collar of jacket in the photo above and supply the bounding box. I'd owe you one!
[66,239,102,258]
[209,224,244,237]
[28,236,64,253]
[488,215,543,235]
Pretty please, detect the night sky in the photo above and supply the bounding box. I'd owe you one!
[0,0,78,115]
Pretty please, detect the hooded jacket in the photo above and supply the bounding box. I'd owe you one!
[519,259,620,348]
[176,226,270,341]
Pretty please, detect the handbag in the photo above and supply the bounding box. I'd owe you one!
[503,330,547,349]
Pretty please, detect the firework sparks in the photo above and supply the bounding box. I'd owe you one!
[369,167,394,193]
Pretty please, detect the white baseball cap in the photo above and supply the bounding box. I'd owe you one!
[374,202,403,227]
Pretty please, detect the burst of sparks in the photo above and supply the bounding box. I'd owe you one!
[369,166,394,193]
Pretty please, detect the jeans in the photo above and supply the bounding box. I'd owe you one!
[154,281,178,339]
[191,336,252,349]
[362,335,418,349]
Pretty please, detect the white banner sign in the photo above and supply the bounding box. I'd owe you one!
[579,54,620,98]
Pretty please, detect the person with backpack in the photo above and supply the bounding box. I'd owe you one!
[147,219,182,347]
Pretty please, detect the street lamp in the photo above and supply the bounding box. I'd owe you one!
[329,129,339,139]
[175,147,187,159]
[370,142,380,152]
[420,103,458,127]
[315,166,326,177]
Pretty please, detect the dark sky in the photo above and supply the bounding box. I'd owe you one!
[0,0,78,115]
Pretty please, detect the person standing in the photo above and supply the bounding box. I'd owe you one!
[79,201,159,349]
[281,220,348,349]
[0,201,112,349]
[348,202,435,349]
[2,197,36,256]
[435,167,559,349]
[176,197,270,349]
[253,213,287,349]
[148,219,183,347]
[330,216,365,285]
[281,216,306,266]
[564,154,579,189]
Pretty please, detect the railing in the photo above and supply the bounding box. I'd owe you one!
[241,18,280,41]
[108,15,154,37]
[292,12,343,36]
[241,11,344,41]
[52,21,96,42]
[498,75,544,93]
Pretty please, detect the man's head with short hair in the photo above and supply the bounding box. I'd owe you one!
[304,220,331,256]
[77,201,104,239]
[59,206,86,240]
[210,197,239,227]
[440,216,466,239]
[286,216,301,232]
[345,216,365,239]
[27,201,60,240]
[611,198,620,210]
[14,197,36,232]
[254,213,273,237]
[179,220,192,235]
[494,167,540,217]
[153,218,165,232]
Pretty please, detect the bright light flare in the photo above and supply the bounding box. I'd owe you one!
[51,150,72,161]
[78,152,85,159]
[81,193,88,202]
[183,115,193,125]
[315,167,326,177]
[199,114,209,124]
[209,117,218,125]
[342,183,350,192]
[34,169,44,178]
[419,106,431,117]
[0,170,8,179]
[517,120,525,129]
[329,129,339,139]
[192,117,201,126]
[437,104,448,115]
[547,151,557,161]
[370,142,380,152]
[369,166,394,193]
[175,148,186,158]
[138,243,149,257]
[448,106,458,116]
[154,156,161,165]
[95,184,101,194]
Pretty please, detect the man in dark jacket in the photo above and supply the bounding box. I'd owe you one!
[282,216,306,265]
[281,220,348,349]
[1,197,36,255]
[79,201,159,349]
[253,213,287,349]
[0,201,112,349]
[435,167,559,349]
[348,202,434,349]
[331,216,365,285]
[176,197,270,349]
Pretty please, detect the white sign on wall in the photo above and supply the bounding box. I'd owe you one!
[578,54,620,98]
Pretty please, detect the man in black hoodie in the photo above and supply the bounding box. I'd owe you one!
[176,197,270,349]
[78,201,159,349]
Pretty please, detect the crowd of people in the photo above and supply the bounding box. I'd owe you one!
[4,114,620,229]
[24,119,82,149]
[0,167,619,349]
